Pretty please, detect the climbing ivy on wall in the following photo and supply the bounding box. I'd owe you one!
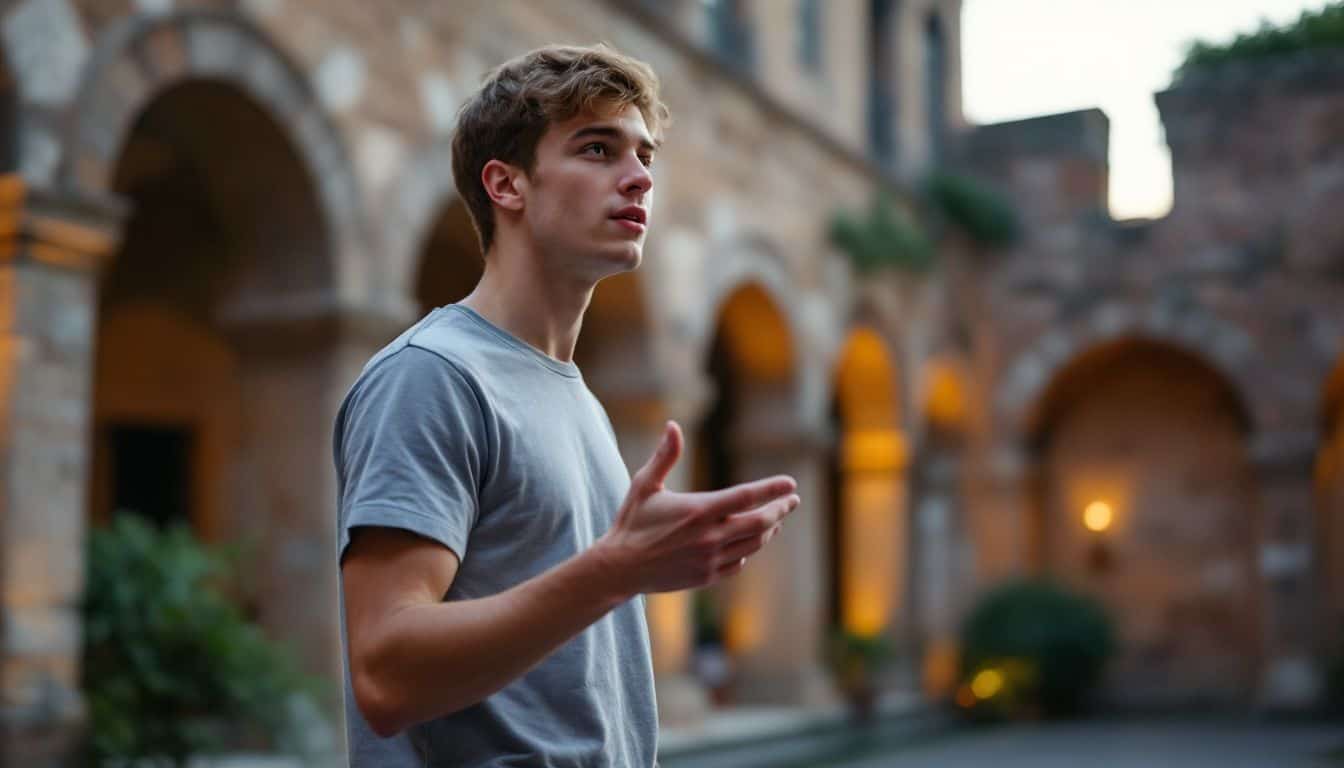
[828,192,935,275]
[1174,2,1344,83]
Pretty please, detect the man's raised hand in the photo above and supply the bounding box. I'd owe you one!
[594,420,800,594]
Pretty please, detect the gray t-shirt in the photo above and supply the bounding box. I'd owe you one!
[333,304,658,767]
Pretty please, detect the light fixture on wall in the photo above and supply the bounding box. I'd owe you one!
[1083,499,1114,574]
[1083,500,1113,533]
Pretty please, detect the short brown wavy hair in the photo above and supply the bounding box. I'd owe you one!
[451,43,670,254]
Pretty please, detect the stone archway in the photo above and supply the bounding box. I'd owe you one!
[827,326,907,648]
[60,9,364,309]
[909,354,973,700]
[998,303,1261,439]
[1028,337,1258,706]
[89,71,347,687]
[63,12,372,717]
[692,280,832,707]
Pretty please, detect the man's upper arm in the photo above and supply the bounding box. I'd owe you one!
[342,526,459,670]
[335,346,487,564]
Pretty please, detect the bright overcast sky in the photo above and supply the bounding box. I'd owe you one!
[961,0,1335,220]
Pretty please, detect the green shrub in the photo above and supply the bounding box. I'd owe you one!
[829,191,935,275]
[923,171,1021,249]
[827,627,895,691]
[957,580,1115,720]
[81,514,325,766]
[1174,2,1344,83]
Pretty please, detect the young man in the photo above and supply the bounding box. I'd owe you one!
[334,44,801,766]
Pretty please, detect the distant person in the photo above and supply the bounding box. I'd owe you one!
[333,44,801,767]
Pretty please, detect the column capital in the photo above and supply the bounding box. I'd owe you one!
[0,175,126,272]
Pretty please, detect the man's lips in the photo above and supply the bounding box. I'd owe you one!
[611,206,647,224]
[612,217,646,234]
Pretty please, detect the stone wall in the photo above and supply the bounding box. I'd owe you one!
[1,0,942,761]
[963,50,1344,707]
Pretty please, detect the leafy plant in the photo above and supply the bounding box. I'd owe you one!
[957,580,1115,720]
[923,171,1021,249]
[829,192,934,275]
[1174,2,1344,83]
[81,514,325,766]
[827,627,895,692]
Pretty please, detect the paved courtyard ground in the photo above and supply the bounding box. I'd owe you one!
[835,719,1344,768]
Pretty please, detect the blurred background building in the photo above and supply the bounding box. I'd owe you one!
[0,0,1341,764]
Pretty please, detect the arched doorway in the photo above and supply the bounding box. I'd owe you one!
[827,327,906,649]
[691,282,829,704]
[911,355,971,700]
[1029,338,1257,706]
[92,79,333,651]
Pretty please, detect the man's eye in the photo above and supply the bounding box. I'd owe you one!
[582,143,608,157]
[639,154,655,168]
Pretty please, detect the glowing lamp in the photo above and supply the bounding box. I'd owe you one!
[1083,501,1113,533]
[971,668,1004,700]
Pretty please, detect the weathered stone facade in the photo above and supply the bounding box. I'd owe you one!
[1,0,964,763]
[1,0,1339,764]
[956,50,1344,708]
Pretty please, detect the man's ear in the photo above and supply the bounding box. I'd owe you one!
[481,159,526,213]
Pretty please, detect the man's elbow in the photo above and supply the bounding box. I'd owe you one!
[352,667,409,739]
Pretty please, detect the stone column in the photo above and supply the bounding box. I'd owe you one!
[221,303,405,714]
[0,176,123,766]
[969,441,1033,585]
[601,371,712,726]
[723,407,836,707]
[910,433,970,698]
[1252,433,1321,709]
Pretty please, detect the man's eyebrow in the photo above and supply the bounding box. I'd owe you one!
[568,124,660,151]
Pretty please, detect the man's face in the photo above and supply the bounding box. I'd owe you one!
[520,104,657,280]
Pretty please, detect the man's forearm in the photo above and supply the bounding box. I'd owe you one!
[356,543,633,736]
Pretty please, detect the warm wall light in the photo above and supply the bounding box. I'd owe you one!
[1083,500,1113,533]
[970,668,1003,700]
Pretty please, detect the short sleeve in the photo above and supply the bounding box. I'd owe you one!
[334,346,489,563]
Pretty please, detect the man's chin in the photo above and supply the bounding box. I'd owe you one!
[601,244,643,273]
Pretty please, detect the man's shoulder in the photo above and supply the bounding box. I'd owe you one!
[359,307,485,380]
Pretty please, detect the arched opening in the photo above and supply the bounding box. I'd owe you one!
[414,197,483,313]
[1318,358,1344,650]
[911,355,971,700]
[827,327,905,645]
[93,80,331,623]
[691,282,796,704]
[1028,337,1257,706]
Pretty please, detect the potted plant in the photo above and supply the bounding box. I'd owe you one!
[827,628,895,725]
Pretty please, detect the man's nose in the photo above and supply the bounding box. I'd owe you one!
[621,158,653,197]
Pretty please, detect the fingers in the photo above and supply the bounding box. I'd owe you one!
[632,421,683,497]
[700,475,797,520]
[715,523,781,567]
[719,495,799,544]
[715,557,747,579]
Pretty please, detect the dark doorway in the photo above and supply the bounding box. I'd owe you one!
[106,424,194,529]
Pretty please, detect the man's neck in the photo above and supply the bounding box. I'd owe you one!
[459,240,594,364]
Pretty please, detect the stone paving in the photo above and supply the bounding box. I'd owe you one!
[835,719,1344,768]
